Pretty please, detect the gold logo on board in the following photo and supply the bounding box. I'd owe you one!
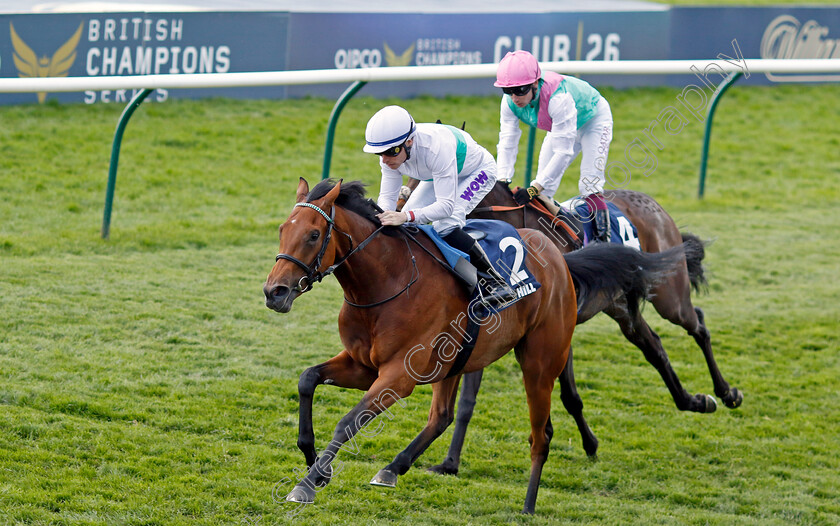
[10,22,83,103]
[384,42,415,67]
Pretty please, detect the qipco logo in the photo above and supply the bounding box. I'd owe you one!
[334,48,382,69]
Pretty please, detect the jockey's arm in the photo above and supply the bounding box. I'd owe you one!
[534,94,577,199]
[496,98,522,182]
[395,178,420,211]
[376,165,404,211]
[406,144,458,225]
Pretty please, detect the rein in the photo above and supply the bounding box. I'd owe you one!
[470,203,526,214]
[275,201,418,309]
[527,199,582,243]
[344,237,419,309]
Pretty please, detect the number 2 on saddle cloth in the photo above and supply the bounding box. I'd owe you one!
[416,219,542,308]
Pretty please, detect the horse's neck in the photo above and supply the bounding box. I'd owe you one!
[332,210,412,302]
[479,185,527,228]
[484,185,579,250]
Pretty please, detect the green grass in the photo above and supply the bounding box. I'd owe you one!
[1,84,839,525]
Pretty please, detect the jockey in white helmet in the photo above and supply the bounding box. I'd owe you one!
[495,50,615,243]
[365,105,515,306]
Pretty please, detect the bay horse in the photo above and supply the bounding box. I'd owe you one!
[426,182,743,475]
[263,178,683,514]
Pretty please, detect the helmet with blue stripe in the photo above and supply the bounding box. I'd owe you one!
[363,105,416,154]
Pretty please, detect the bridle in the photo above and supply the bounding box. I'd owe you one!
[274,201,418,307]
[275,202,356,293]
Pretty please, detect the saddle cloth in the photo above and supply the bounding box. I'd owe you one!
[417,219,541,308]
[557,197,641,249]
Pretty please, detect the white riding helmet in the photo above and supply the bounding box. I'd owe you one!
[363,105,416,154]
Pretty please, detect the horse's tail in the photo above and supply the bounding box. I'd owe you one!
[563,243,686,315]
[680,232,709,294]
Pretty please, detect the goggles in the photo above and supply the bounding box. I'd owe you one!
[377,144,405,157]
[501,84,533,97]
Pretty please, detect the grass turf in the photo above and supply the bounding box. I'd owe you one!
[1,84,839,524]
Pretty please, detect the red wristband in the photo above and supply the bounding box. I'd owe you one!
[407,210,416,222]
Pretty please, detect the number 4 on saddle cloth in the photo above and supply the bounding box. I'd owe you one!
[416,219,541,311]
[556,197,641,249]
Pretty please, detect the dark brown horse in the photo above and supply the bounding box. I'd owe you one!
[426,182,743,475]
[263,178,682,514]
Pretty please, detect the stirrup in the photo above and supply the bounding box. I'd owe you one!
[477,280,517,307]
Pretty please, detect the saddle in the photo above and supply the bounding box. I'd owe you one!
[536,194,640,249]
[415,220,541,309]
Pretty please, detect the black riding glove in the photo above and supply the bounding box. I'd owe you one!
[513,185,540,205]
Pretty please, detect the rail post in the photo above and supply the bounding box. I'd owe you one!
[322,81,367,180]
[523,124,537,187]
[102,88,153,239]
[698,71,742,199]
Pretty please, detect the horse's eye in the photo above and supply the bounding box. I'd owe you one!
[309,230,320,242]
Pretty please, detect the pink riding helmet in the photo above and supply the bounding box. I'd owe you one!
[494,50,541,88]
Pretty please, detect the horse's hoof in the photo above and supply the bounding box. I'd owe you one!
[701,394,717,413]
[427,463,458,476]
[583,436,599,457]
[285,485,315,504]
[370,469,398,487]
[723,388,743,409]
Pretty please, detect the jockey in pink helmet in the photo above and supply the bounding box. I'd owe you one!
[495,50,614,243]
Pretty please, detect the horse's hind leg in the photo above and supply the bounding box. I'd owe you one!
[557,346,599,456]
[606,304,717,413]
[427,369,484,475]
[650,280,743,409]
[371,375,461,487]
[687,306,743,408]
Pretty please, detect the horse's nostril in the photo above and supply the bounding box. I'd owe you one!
[265,284,290,300]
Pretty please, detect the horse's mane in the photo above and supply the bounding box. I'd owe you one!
[307,179,382,224]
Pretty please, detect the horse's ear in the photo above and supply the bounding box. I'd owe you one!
[322,179,342,206]
[295,177,309,203]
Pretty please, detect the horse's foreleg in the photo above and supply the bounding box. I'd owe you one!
[286,368,416,505]
[518,348,563,515]
[556,346,599,456]
[512,313,572,515]
[605,304,717,413]
[372,374,462,487]
[296,351,377,468]
[427,369,484,475]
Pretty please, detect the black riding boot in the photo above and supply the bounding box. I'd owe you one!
[444,227,517,306]
[467,242,518,307]
[593,208,611,243]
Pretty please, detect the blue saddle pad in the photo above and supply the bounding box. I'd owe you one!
[570,201,641,249]
[417,219,541,306]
